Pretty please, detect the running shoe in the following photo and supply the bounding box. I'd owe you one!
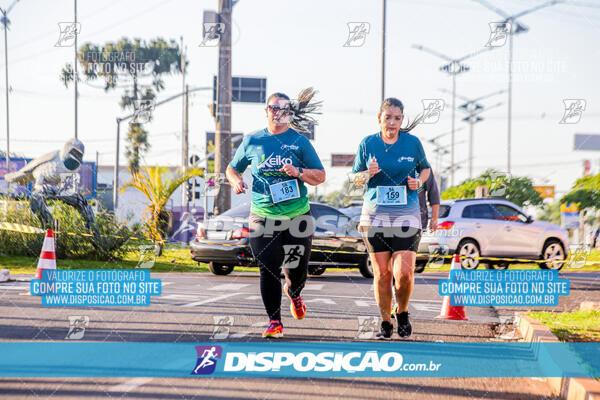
[262,320,283,338]
[396,311,412,338]
[284,283,307,320]
[375,320,393,340]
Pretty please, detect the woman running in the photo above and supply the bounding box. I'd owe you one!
[226,88,325,338]
[352,97,431,340]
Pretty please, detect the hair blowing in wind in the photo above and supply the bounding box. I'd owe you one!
[289,87,322,133]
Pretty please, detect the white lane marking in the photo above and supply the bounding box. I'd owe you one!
[108,377,154,392]
[304,298,336,305]
[228,323,265,339]
[303,284,324,291]
[181,293,238,307]
[161,282,174,286]
[245,295,261,300]
[208,284,250,291]
[161,294,204,300]
[0,286,29,290]
[355,300,376,307]
[411,303,441,312]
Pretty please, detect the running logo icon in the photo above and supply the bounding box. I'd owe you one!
[421,99,445,124]
[192,345,222,375]
[282,245,305,269]
[485,22,510,47]
[344,22,370,47]
[559,99,586,124]
[200,23,225,47]
[65,315,89,340]
[55,22,81,47]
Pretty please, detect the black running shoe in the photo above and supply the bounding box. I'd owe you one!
[375,321,393,340]
[396,311,412,338]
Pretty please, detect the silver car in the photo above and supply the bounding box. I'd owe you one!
[419,198,569,270]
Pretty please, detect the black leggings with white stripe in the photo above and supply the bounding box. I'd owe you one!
[248,212,314,321]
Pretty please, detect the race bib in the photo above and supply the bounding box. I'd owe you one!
[270,179,300,203]
[376,186,407,206]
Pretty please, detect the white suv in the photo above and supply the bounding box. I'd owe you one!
[419,198,569,270]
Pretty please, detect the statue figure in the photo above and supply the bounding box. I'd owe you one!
[5,139,98,236]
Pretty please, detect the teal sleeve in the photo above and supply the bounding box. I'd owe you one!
[300,137,324,170]
[415,138,431,173]
[229,138,250,173]
[351,140,367,173]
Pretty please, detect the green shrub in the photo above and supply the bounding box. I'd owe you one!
[0,197,138,261]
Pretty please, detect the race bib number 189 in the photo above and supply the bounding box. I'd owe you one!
[376,186,407,206]
[270,179,300,204]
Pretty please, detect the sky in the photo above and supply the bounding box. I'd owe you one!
[1,0,600,197]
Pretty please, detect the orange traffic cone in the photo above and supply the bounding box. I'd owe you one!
[20,229,57,296]
[436,254,469,320]
[35,229,57,279]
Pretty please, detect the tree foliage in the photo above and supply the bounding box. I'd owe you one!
[122,167,202,247]
[561,173,600,211]
[441,169,544,208]
[61,37,183,172]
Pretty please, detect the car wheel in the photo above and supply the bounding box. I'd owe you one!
[540,240,566,270]
[308,265,327,276]
[359,256,374,278]
[414,261,426,273]
[208,262,234,275]
[457,239,481,270]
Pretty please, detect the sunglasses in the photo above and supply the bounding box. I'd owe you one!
[267,105,290,112]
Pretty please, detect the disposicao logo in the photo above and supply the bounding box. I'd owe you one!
[191,345,222,375]
[223,351,404,373]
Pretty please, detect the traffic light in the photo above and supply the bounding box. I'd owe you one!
[186,180,193,203]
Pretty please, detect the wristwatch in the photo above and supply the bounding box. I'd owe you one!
[298,167,304,178]
[417,178,422,188]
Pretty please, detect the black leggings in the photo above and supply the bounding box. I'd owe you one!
[248,212,314,321]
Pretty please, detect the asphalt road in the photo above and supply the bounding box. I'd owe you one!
[1,269,597,399]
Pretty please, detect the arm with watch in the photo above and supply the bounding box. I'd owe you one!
[406,168,430,191]
[279,164,326,186]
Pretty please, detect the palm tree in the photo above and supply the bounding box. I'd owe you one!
[122,166,203,255]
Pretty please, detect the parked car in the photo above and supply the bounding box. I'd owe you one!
[419,198,569,270]
[340,204,430,273]
[190,202,374,277]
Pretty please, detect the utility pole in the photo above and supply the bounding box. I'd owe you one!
[113,118,121,210]
[180,36,188,206]
[214,0,232,216]
[74,0,79,140]
[381,0,386,103]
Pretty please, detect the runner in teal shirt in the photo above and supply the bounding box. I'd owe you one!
[351,97,431,341]
[226,89,326,339]
[230,127,324,218]
[352,130,430,229]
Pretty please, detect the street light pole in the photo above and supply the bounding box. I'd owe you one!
[507,21,513,174]
[412,44,496,186]
[472,0,562,175]
[112,87,212,213]
[1,0,20,177]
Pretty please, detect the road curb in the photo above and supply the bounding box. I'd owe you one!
[516,313,600,400]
